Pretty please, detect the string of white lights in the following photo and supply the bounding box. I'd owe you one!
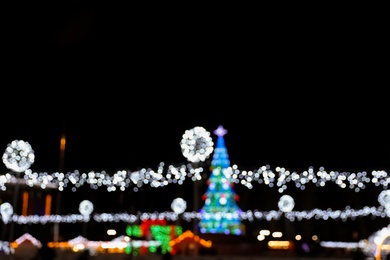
[1,163,388,193]
[1,206,387,225]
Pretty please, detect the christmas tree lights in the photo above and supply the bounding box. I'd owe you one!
[198,125,244,235]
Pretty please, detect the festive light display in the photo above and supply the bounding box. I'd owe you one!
[1,126,389,256]
[0,128,388,226]
[378,190,390,207]
[0,202,13,223]
[171,197,187,215]
[126,220,182,255]
[0,201,388,225]
[79,200,94,216]
[150,225,182,254]
[278,195,295,213]
[10,233,162,255]
[198,125,244,235]
[362,225,390,259]
[11,233,42,248]
[1,133,389,193]
[1,161,388,194]
[2,140,35,173]
[180,126,214,163]
[169,230,212,252]
[0,241,13,255]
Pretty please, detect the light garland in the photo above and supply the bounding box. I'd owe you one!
[3,190,388,225]
[0,205,387,225]
[1,164,388,193]
[0,233,162,256]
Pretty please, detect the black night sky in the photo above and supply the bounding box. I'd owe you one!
[1,6,389,245]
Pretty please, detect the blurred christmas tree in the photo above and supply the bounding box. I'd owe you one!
[198,125,244,235]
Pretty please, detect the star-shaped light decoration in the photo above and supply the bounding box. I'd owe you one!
[214,125,227,137]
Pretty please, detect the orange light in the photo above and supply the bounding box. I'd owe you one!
[169,230,212,250]
[45,194,52,215]
[22,192,29,216]
[60,135,66,151]
[268,240,293,250]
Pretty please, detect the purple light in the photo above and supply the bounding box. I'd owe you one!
[214,125,227,137]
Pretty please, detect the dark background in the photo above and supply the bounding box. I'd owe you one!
[1,5,388,245]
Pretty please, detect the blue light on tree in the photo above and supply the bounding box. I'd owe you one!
[198,125,244,235]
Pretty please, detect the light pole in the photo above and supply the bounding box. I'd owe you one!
[8,171,21,242]
[53,132,66,242]
[192,163,199,235]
